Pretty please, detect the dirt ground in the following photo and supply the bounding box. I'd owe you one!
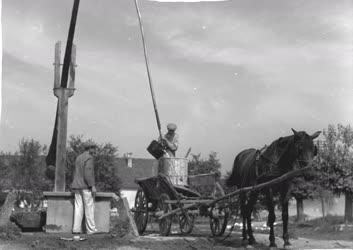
[0,230,352,250]
[1,218,353,249]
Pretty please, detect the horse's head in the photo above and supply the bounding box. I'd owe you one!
[291,128,321,168]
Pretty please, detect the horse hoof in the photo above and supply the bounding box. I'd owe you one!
[248,238,257,245]
[269,243,277,250]
[283,244,293,250]
[246,245,254,249]
[241,239,248,246]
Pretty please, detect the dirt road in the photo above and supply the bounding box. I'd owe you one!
[0,231,352,249]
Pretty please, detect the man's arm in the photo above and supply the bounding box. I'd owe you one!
[166,134,178,151]
[84,157,96,188]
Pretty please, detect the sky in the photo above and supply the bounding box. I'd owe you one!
[0,0,352,173]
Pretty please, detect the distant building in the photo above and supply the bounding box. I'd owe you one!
[115,155,158,208]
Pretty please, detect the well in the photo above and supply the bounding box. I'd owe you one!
[43,192,114,233]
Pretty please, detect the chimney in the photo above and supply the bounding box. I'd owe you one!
[124,152,133,168]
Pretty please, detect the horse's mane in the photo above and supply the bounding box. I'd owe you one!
[261,135,294,166]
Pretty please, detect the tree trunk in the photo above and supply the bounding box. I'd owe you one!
[344,193,353,223]
[296,198,305,222]
[321,197,325,219]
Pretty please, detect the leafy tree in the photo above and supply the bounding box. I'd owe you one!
[66,135,122,195]
[188,151,221,176]
[291,173,317,222]
[0,152,13,190]
[316,124,353,222]
[188,152,222,197]
[10,138,52,192]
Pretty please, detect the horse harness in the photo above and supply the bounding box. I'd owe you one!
[255,145,280,179]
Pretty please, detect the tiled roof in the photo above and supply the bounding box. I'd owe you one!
[115,158,159,190]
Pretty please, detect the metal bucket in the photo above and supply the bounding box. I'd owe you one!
[158,157,188,186]
[147,140,164,159]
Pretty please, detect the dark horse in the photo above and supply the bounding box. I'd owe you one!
[226,129,321,248]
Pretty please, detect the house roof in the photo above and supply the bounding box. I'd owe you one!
[115,157,159,190]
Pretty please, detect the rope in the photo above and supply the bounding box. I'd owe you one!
[217,217,236,243]
[212,193,239,245]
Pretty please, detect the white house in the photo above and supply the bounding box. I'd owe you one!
[115,155,158,208]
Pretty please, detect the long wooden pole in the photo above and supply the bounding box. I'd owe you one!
[61,0,80,88]
[53,44,76,192]
[52,0,80,192]
[158,166,311,219]
[133,0,163,139]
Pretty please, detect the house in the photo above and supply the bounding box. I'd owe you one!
[115,155,158,208]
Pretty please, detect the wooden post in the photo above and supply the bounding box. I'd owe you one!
[53,41,61,88]
[68,44,77,92]
[53,41,76,192]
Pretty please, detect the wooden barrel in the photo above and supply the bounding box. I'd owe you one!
[158,157,188,186]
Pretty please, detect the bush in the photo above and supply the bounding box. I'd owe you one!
[0,222,21,240]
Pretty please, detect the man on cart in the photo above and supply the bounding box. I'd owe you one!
[160,123,179,157]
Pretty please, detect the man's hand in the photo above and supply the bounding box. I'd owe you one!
[91,186,97,199]
[158,138,166,148]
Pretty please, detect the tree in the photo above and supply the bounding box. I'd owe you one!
[316,124,353,222]
[66,135,122,195]
[188,151,221,176]
[0,152,13,190]
[188,152,222,197]
[291,173,317,222]
[10,138,51,192]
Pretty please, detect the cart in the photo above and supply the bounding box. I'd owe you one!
[133,172,229,236]
[132,159,311,237]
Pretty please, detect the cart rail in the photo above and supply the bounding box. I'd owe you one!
[159,166,311,219]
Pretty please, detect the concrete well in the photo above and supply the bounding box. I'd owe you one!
[43,192,114,233]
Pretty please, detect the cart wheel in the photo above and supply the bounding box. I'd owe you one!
[210,181,229,236]
[209,205,229,237]
[158,193,172,236]
[134,188,148,234]
[179,212,195,235]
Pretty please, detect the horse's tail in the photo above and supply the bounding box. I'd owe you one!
[226,156,239,187]
[226,149,257,188]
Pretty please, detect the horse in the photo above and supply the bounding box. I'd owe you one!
[226,129,321,248]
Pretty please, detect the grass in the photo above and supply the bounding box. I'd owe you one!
[278,215,353,241]
[298,215,344,228]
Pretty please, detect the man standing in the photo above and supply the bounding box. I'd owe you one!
[71,141,98,234]
[161,123,179,157]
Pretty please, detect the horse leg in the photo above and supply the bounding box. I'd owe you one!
[247,192,258,245]
[280,187,291,248]
[240,194,248,245]
[266,189,277,248]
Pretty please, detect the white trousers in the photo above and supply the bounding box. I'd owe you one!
[72,189,97,234]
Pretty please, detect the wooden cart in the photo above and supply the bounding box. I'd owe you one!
[132,158,311,237]
[133,172,229,236]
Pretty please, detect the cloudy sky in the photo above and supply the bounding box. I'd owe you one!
[1,0,352,173]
